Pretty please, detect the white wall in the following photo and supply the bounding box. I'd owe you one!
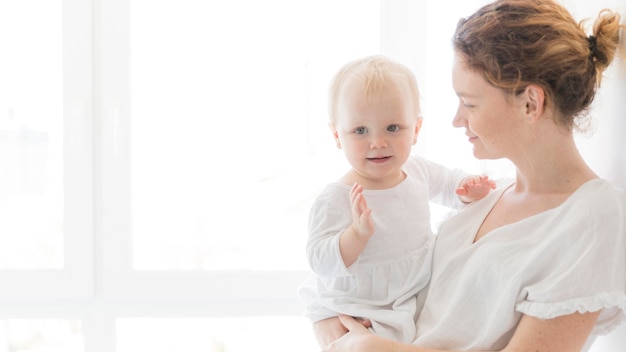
[571,0,626,188]
[578,1,626,351]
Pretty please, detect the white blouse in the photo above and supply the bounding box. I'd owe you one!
[299,156,467,343]
[414,178,626,350]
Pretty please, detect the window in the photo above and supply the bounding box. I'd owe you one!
[0,319,83,351]
[0,0,64,271]
[100,0,381,298]
[101,0,382,348]
[0,0,92,301]
[127,0,381,272]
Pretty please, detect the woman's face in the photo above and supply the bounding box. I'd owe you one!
[451,54,525,160]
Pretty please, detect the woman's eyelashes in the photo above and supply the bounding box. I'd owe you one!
[461,98,475,108]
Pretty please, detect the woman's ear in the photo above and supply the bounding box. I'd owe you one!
[523,84,545,124]
[413,118,423,145]
[329,122,341,149]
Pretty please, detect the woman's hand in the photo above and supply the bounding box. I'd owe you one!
[313,315,374,349]
[321,315,390,352]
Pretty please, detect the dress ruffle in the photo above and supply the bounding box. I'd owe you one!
[516,291,626,335]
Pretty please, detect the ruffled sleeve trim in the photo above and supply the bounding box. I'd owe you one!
[516,291,626,335]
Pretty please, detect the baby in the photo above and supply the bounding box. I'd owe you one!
[298,55,494,344]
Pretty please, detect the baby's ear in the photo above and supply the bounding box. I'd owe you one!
[413,118,423,144]
[329,122,341,149]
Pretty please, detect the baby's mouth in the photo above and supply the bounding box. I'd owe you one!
[367,156,392,162]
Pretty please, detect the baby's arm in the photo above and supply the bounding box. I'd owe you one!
[338,183,374,268]
[455,175,496,203]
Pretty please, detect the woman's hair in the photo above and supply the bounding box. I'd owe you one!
[454,0,623,130]
[328,55,422,124]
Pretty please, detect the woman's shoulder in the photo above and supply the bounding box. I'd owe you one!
[556,179,626,242]
[568,179,625,214]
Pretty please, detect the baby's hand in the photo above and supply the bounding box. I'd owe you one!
[350,183,374,238]
[456,175,496,203]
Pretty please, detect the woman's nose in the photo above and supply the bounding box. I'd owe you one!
[452,107,466,128]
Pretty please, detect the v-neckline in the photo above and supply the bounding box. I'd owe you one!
[468,178,604,245]
[470,181,514,244]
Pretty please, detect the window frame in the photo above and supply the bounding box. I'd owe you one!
[95,0,425,308]
[0,0,94,301]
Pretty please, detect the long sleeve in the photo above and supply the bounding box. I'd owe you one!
[403,156,468,209]
[305,184,355,278]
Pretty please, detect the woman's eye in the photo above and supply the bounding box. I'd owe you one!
[387,125,400,132]
[461,99,474,108]
[354,127,367,135]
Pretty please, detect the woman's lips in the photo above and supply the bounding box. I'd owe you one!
[467,134,478,143]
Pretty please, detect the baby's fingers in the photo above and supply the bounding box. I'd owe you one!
[456,186,468,196]
[482,175,497,189]
[350,183,363,203]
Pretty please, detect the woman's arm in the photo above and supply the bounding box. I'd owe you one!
[505,311,600,351]
[314,315,374,348]
[320,311,600,352]
[313,317,349,348]
[320,315,418,352]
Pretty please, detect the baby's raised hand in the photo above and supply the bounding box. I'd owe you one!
[350,183,374,238]
[456,175,496,203]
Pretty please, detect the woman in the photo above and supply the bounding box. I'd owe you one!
[314,0,626,351]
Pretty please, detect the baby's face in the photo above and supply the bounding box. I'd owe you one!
[332,79,420,189]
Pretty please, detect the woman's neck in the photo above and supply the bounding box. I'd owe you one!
[510,128,597,195]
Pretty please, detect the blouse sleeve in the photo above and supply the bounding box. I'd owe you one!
[404,156,468,209]
[516,185,626,335]
[305,186,355,278]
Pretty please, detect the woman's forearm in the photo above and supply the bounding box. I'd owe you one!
[319,312,599,352]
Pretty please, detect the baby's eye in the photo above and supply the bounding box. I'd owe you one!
[387,124,401,132]
[354,127,368,135]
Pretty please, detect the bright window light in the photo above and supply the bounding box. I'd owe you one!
[129,0,380,270]
[117,317,317,352]
[0,0,64,269]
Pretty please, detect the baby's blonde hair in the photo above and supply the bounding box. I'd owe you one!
[328,55,422,124]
